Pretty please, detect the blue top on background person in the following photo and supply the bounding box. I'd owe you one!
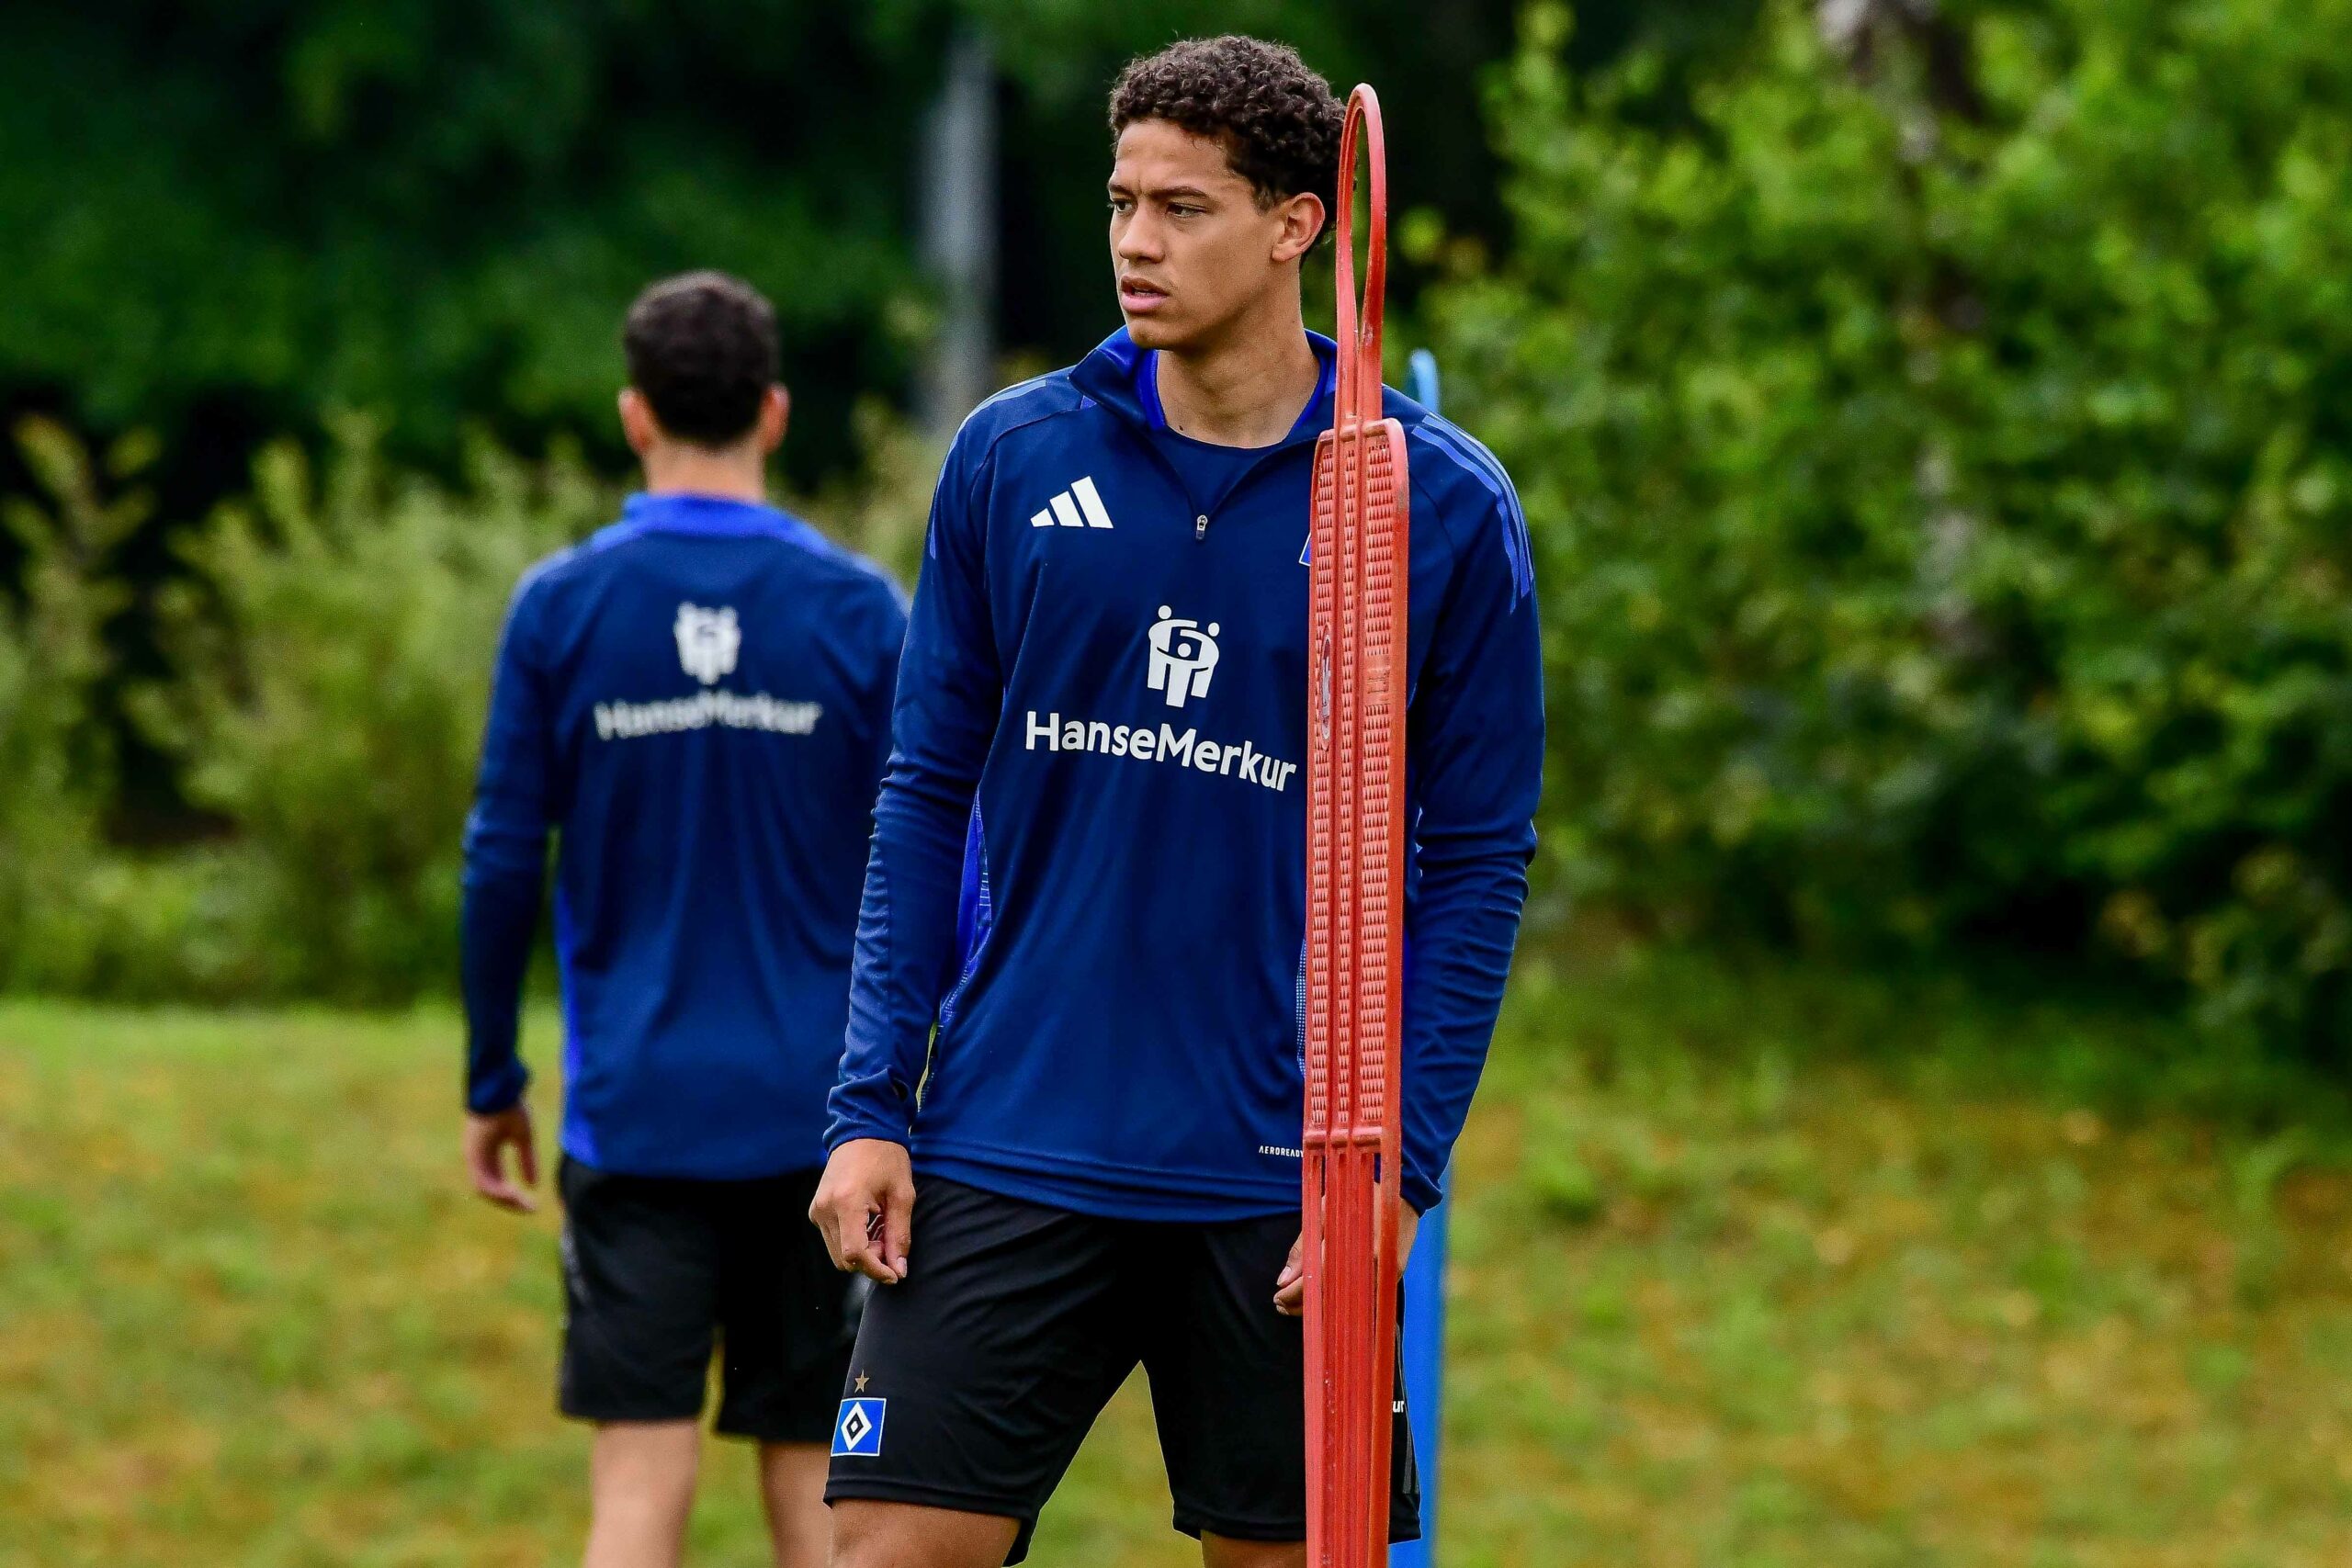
[459,271,907,1191]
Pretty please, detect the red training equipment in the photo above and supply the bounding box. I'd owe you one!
[1303,82,1408,1568]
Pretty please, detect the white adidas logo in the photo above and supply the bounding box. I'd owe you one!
[1030,475,1115,530]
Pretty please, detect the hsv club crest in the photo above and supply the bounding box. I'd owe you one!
[674,603,741,686]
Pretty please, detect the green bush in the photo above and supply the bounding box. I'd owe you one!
[1431,0,2352,1051]
[137,425,610,1001]
[0,420,147,991]
[0,404,938,1006]
[786,399,937,590]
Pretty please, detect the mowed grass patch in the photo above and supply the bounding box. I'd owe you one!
[2,958,2351,1564]
[0,1003,1182,1568]
[1448,953,2352,1568]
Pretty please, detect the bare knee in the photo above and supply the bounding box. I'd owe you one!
[583,1422,701,1568]
[829,1498,1017,1568]
[756,1443,831,1568]
[825,1498,899,1568]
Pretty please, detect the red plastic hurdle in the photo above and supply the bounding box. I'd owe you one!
[1303,82,1409,1568]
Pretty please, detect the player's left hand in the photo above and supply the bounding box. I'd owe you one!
[1273,1202,1419,1317]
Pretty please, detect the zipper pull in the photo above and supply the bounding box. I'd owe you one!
[1194,513,1210,541]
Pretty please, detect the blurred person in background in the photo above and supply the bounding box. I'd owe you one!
[458,271,908,1568]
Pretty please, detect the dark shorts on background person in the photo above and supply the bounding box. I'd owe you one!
[559,1156,857,1443]
[823,1178,1419,1563]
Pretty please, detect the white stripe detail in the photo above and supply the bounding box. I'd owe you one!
[1031,507,1056,528]
[1049,491,1085,528]
[1070,475,1115,529]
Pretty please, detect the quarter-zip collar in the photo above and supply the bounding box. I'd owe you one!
[1070,328,1339,453]
[1069,329,1340,535]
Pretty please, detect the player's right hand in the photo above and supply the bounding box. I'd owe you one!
[810,1138,915,1284]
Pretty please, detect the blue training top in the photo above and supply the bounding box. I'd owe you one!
[462,491,908,1180]
[828,330,1544,1221]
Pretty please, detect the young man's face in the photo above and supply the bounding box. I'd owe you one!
[1108,119,1322,353]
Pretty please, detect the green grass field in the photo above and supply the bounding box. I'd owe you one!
[7,953,2352,1566]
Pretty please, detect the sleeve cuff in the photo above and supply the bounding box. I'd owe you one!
[825,1093,913,1154]
[467,1060,530,1116]
[1402,1165,1445,1216]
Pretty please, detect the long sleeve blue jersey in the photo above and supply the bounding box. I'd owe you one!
[827,331,1543,1220]
[463,492,907,1179]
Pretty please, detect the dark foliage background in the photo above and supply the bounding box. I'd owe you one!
[12,0,2352,1067]
[3,0,1745,828]
[1431,0,2352,1054]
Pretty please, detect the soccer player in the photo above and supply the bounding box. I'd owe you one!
[812,35,1543,1566]
[460,272,908,1568]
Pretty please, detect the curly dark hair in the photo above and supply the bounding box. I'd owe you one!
[621,271,779,446]
[1109,36,1343,243]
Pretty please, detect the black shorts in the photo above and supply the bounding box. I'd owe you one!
[822,1178,1418,1562]
[559,1156,858,1444]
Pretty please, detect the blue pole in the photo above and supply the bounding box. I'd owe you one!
[1395,1175,1449,1567]
[1394,348,1448,1568]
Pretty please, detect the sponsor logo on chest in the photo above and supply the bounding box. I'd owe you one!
[1021,604,1296,792]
